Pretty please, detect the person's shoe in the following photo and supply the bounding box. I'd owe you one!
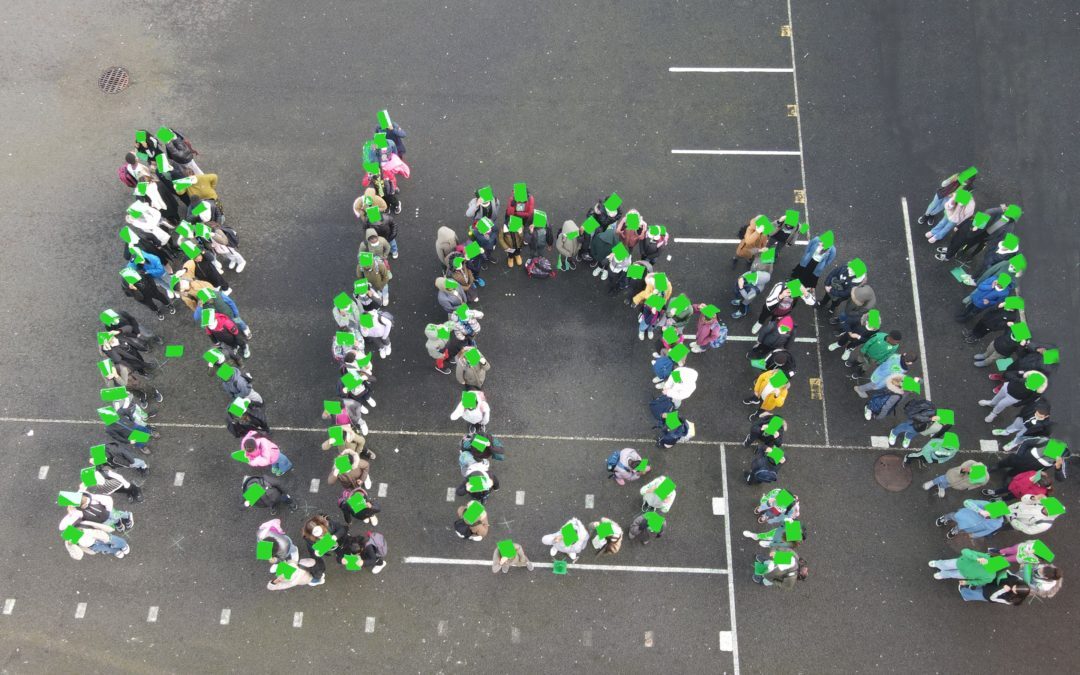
[690,344,705,353]
[391,250,399,260]
[840,349,852,361]
[359,405,370,415]
[933,571,947,579]
[853,385,867,398]
[455,530,465,539]
[308,576,326,586]
[742,530,757,540]
[475,277,486,287]
[935,247,949,254]
[978,400,992,407]
[223,287,234,296]
[647,330,655,340]
[379,346,391,358]
[828,317,841,325]
[269,507,278,516]
[435,364,451,374]
[981,489,997,497]
[984,413,996,423]
[368,515,379,526]
[271,467,284,477]
[137,465,150,477]
[937,487,946,498]
[888,432,898,446]
[827,342,840,352]
[731,310,747,319]
[651,352,662,359]
[1001,442,1016,452]
[751,322,762,334]
[973,359,988,368]
[150,430,162,440]
[917,215,930,226]
[156,312,165,321]
[393,202,402,214]
[139,446,152,455]
[600,270,609,281]
[615,478,626,486]
[759,540,773,548]
[730,257,738,269]
[902,436,912,449]
[742,397,758,406]
[168,305,177,315]
[592,266,602,277]
[235,259,247,273]
[731,299,742,306]
[115,549,127,559]
[288,500,299,512]
[964,334,978,344]
[863,406,873,421]
[652,376,663,384]
[154,390,164,403]
[549,546,559,558]
[367,397,376,407]
[363,449,377,460]
[243,345,251,359]
[945,528,958,540]
[747,411,760,421]
[922,480,934,491]
[935,516,950,527]
[934,253,949,261]
[515,255,523,266]
[989,373,1004,381]
[638,331,645,341]
[507,257,514,268]
[468,535,483,542]
[850,373,864,382]
[991,428,1009,436]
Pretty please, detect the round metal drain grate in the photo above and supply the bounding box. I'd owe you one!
[98,66,130,94]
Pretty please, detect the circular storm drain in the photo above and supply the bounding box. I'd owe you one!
[874,453,912,492]
[98,66,130,94]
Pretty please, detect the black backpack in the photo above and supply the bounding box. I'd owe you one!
[903,398,936,424]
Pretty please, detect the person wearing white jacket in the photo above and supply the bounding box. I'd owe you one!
[541,517,589,561]
[450,391,491,432]
[358,309,393,358]
[660,367,698,408]
[1006,494,1064,535]
[125,201,172,247]
[640,475,677,514]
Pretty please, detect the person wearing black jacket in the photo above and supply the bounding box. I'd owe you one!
[122,273,175,320]
[992,437,1067,481]
[993,400,1052,451]
[743,413,786,448]
[963,302,1019,343]
[101,308,162,348]
[103,440,149,476]
[242,475,296,515]
[817,264,855,312]
[747,318,794,360]
[227,400,271,438]
[996,342,1060,380]
[974,327,1029,367]
[301,514,349,585]
[100,332,156,376]
[367,211,399,259]
[935,212,989,262]
[580,195,622,263]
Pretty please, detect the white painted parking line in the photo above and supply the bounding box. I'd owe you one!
[74,602,87,619]
[437,619,448,636]
[870,436,890,448]
[378,482,388,498]
[147,606,159,623]
[220,608,231,625]
[980,439,999,453]
[445,487,455,502]
[309,479,320,493]
[719,444,741,675]
[669,66,794,73]
[675,237,807,246]
[3,599,14,615]
[720,631,734,651]
[712,497,727,516]
[644,631,654,648]
[585,494,594,509]
[38,466,49,480]
[720,335,818,343]
[173,472,184,487]
[511,626,521,644]
[293,611,304,628]
[365,616,376,633]
[403,556,729,575]
[583,629,593,647]
[515,490,525,505]
[671,149,801,156]
[900,196,933,401]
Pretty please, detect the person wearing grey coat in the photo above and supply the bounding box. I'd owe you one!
[221,368,263,405]
[455,351,491,390]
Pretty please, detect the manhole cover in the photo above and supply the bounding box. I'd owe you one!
[874,453,912,491]
[98,66,130,94]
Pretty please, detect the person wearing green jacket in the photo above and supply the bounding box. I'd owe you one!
[903,432,960,466]
[929,549,1009,586]
[850,329,901,375]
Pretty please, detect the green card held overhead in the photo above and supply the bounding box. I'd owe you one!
[513,182,528,202]
[644,511,665,532]
[668,343,690,362]
[462,501,485,524]
[784,209,799,227]
[462,391,478,409]
[343,554,363,570]
[277,562,297,579]
[228,397,249,417]
[313,534,338,556]
[97,406,119,425]
[214,364,235,383]
[654,478,676,500]
[786,279,803,297]
[507,215,523,233]
[359,313,375,329]
[100,386,128,402]
[464,241,482,259]
[581,216,600,235]
[256,541,274,561]
[80,467,98,487]
[377,109,393,129]
[984,501,1010,518]
[533,209,548,229]
[324,400,342,415]
[373,132,388,149]
[335,331,355,347]
[560,522,580,546]
[497,539,517,559]
[611,242,629,261]
[58,491,82,507]
[334,454,352,474]
[465,348,482,366]
[471,435,491,451]
[818,230,835,249]
[759,247,776,264]
[477,185,494,203]
[156,126,176,143]
[135,130,148,144]
[62,525,84,544]
[90,444,108,466]
[1042,349,1060,365]
[784,520,804,541]
[604,193,622,212]
[764,416,785,434]
[327,426,344,446]
[625,211,641,231]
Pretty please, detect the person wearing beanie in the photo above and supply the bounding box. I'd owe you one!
[746,316,795,360]
[830,280,876,333]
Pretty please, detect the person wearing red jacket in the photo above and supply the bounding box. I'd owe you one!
[504,184,535,228]
[203,310,250,359]
[981,469,1052,500]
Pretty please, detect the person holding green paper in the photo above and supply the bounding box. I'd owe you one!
[655,410,695,448]
[962,296,1021,343]
[830,277,876,333]
[744,414,787,449]
[541,517,589,561]
[300,514,349,585]
[753,488,800,525]
[817,260,866,313]
[958,578,1030,605]
[628,512,666,545]
[637,293,667,341]
[960,274,1014,324]
[751,549,805,588]
[917,167,976,227]
[639,225,669,265]
[979,370,1047,423]
[218,360,261,403]
[492,540,534,573]
[790,231,836,291]
[922,460,989,498]
[607,448,651,485]
[454,501,490,541]
[450,390,491,433]
[751,281,795,334]
[730,269,770,320]
[455,346,490,390]
[981,468,1052,501]
[242,431,292,476]
[850,329,901,375]
[992,400,1052,452]
[1003,495,1065,536]
[997,341,1059,380]
[690,303,727,353]
[826,310,879,361]
[926,188,976,243]
[936,210,990,261]
[746,316,795,360]
[62,524,130,560]
[614,209,646,250]
[588,518,624,556]
[555,219,581,271]
[888,402,947,449]
[992,437,1068,482]
[742,519,804,549]
[497,218,526,268]
[937,499,1011,539]
[929,550,1003,585]
[581,194,623,260]
[373,111,407,156]
[733,215,770,269]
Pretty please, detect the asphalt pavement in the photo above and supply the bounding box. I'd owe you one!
[0,1,1077,673]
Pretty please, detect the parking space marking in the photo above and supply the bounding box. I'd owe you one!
[293,611,304,628]
[309,479,320,493]
[900,196,933,400]
[675,237,807,246]
[446,487,455,502]
[669,66,794,73]
[403,556,729,575]
[173,472,184,487]
[365,616,375,633]
[980,439,999,453]
[38,466,49,480]
[511,626,521,644]
[712,497,727,516]
[719,444,741,674]
[74,602,87,619]
[220,608,231,625]
[515,490,525,505]
[3,599,14,615]
[870,436,890,448]
[671,149,801,156]
[720,631,734,651]
[644,631,654,648]
[583,629,593,647]
[437,619,448,636]
[378,482,388,498]
[585,494,594,509]
[147,606,159,623]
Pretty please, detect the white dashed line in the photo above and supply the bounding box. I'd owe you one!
[671,149,801,156]
[309,479,320,493]
[870,436,890,448]
[720,631,733,651]
[365,616,375,633]
[74,602,87,619]
[583,630,593,647]
[712,497,727,516]
[378,482,388,498]
[675,237,807,246]
[437,619,447,636]
[669,66,794,73]
[173,472,184,487]
[293,611,304,628]
[511,626,521,644]
[220,608,231,625]
[446,487,455,502]
[515,490,525,505]
[644,631,654,647]
[147,606,159,623]
[3,599,14,615]
[38,466,49,480]
[980,439,999,453]
[585,494,594,509]
[403,557,729,575]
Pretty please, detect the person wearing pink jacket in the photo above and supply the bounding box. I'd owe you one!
[242,431,293,476]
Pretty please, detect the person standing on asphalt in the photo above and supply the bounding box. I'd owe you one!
[917,167,976,226]
[921,460,990,498]
[607,448,652,485]
[241,474,297,516]
[542,518,589,562]
[492,540,534,573]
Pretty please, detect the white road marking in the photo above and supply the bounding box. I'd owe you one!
[445,487,455,502]
[515,490,525,505]
[403,556,729,575]
[378,482,388,498]
[712,497,727,516]
[980,439,999,453]
[900,196,932,401]
[147,606,159,623]
[720,335,818,343]
[585,494,594,509]
[220,608,231,625]
[720,631,734,651]
[3,599,14,615]
[719,444,741,675]
[365,616,376,633]
[671,149,801,156]
[293,611,303,628]
[870,436,890,448]
[75,602,87,619]
[583,630,593,647]
[669,66,794,73]
[437,619,448,636]
[173,472,184,487]
[644,631,654,647]
[675,237,807,245]
[38,466,49,480]
[309,479,320,493]
[511,626,521,644]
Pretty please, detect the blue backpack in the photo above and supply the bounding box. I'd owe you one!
[605,449,622,473]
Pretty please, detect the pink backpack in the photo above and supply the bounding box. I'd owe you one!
[118,165,138,188]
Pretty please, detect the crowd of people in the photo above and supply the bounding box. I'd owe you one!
[62,117,1066,603]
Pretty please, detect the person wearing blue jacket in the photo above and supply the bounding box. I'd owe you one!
[790,233,836,293]
[955,273,1012,322]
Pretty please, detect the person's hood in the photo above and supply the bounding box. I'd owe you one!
[437,226,457,244]
[674,368,699,386]
[561,220,579,236]
[365,227,379,241]
[435,277,450,292]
